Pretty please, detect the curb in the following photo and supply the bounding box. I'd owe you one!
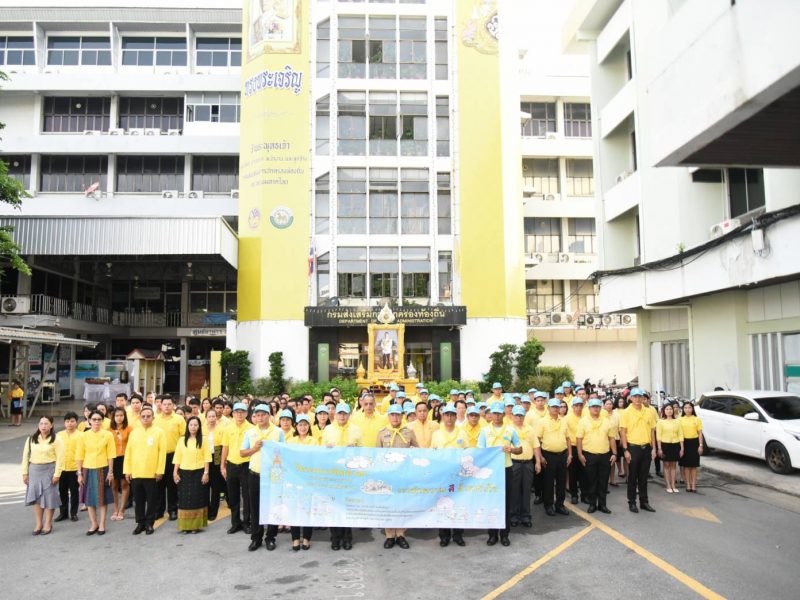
[701,461,800,499]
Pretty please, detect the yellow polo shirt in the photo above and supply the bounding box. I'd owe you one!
[222,420,255,465]
[524,406,547,429]
[409,419,439,449]
[321,422,363,447]
[123,426,167,478]
[430,426,467,449]
[577,416,613,454]
[242,425,283,473]
[536,416,569,453]
[287,435,318,446]
[76,429,116,469]
[512,424,540,461]
[153,412,186,453]
[350,412,388,448]
[679,415,703,439]
[656,419,684,444]
[22,436,64,477]
[174,437,212,471]
[462,421,483,448]
[619,405,657,445]
[56,429,80,472]
[565,411,584,446]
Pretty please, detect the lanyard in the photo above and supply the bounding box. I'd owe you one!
[488,425,509,446]
[388,427,409,446]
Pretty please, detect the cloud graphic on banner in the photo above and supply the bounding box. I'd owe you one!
[346,456,372,469]
[336,458,346,464]
[384,451,406,464]
[457,455,494,479]
[412,458,430,467]
[361,479,392,495]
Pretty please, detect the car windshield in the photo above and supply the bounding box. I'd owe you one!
[753,396,800,420]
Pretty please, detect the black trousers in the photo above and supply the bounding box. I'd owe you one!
[132,478,158,526]
[156,452,177,515]
[291,526,313,541]
[226,462,250,528]
[208,461,223,520]
[248,470,278,542]
[542,450,568,509]
[488,466,513,538]
[511,459,533,521]
[330,527,352,544]
[584,452,612,508]
[58,470,79,517]
[438,528,464,541]
[568,445,586,499]
[627,444,652,504]
[532,463,544,498]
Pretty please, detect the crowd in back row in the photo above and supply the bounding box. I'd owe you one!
[20,380,704,551]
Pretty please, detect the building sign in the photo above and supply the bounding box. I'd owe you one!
[304,306,467,327]
[180,328,226,337]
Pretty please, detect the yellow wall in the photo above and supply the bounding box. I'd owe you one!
[238,0,312,321]
[210,350,222,398]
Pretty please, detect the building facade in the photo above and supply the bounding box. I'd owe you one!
[564,0,800,397]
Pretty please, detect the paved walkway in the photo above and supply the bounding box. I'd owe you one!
[701,450,800,498]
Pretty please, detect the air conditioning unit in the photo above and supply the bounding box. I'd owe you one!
[543,193,561,202]
[167,129,182,136]
[525,253,542,266]
[230,189,239,199]
[622,314,635,325]
[161,190,179,199]
[551,312,573,325]
[144,128,160,136]
[109,128,124,136]
[529,313,551,327]
[83,130,101,135]
[1,296,31,314]
[602,315,613,326]
[558,253,571,263]
[186,190,204,199]
[128,128,145,136]
[585,314,598,326]
[709,218,741,239]
[616,170,632,183]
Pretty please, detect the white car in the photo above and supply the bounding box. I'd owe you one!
[695,390,800,474]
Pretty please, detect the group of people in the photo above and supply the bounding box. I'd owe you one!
[21,380,704,550]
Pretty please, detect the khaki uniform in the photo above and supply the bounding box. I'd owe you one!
[376,425,418,538]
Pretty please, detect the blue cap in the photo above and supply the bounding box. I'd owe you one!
[233,402,247,412]
[466,406,480,416]
[335,403,351,414]
[512,392,521,399]
[512,406,526,417]
[527,388,537,394]
[397,391,406,398]
[389,384,400,392]
[571,397,584,405]
[315,405,329,414]
[449,389,459,396]
[492,382,502,390]
[252,404,269,414]
[403,401,414,411]
[555,387,564,395]
[466,397,476,404]
[278,409,294,420]
[465,390,474,396]
[420,388,429,395]
[588,399,603,408]
[629,387,645,397]
[296,414,311,424]
[548,399,561,408]
[490,401,504,414]
[387,405,403,415]
[574,385,584,392]
[562,381,572,388]
[521,395,532,403]
[442,404,457,414]
[534,391,548,399]
[416,382,424,388]
[504,398,515,407]
[477,402,488,410]
[404,404,416,415]
[429,394,440,401]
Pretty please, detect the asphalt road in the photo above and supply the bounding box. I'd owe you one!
[2,433,798,600]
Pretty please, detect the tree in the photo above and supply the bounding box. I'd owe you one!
[219,349,253,397]
[481,343,517,392]
[0,71,31,278]
[515,338,545,388]
[267,351,286,395]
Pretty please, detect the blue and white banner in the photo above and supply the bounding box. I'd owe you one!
[259,442,505,528]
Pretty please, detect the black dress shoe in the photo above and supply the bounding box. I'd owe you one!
[133,524,146,535]
[248,540,262,551]
[453,536,465,546]
[395,536,410,549]
[86,528,98,536]
[570,496,579,505]
[598,506,612,514]
[168,511,178,521]
[486,535,498,546]
[292,545,301,552]
[55,514,68,523]
[331,543,341,551]
[342,540,353,550]
[629,503,639,513]
[533,495,544,505]
[640,503,656,512]
[227,524,242,534]
[384,538,396,549]
[581,497,590,505]
[242,526,252,535]
[555,506,570,516]
[97,530,105,536]
[587,505,597,513]
[439,538,449,547]
[545,507,556,517]
[70,515,79,522]
[499,536,510,547]
[145,525,154,535]
[266,539,276,551]
[522,521,532,528]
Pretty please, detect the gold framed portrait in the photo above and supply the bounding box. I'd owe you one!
[247,0,302,61]
[367,323,405,380]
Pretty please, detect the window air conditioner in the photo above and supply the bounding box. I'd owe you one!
[230,189,239,199]
[1,296,30,314]
[602,315,613,326]
[128,128,145,136]
[144,128,161,136]
[709,218,741,239]
[543,193,560,202]
[585,314,598,326]
[558,253,571,263]
[529,313,550,327]
[550,312,572,325]
[167,129,182,136]
[161,190,179,199]
[622,314,635,325]
[187,190,204,199]
[109,128,124,135]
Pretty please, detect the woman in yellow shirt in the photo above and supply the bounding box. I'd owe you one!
[76,410,115,535]
[173,416,211,533]
[679,402,704,492]
[109,408,133,521]
[8,379,24,426]
[22,416,64,535]
[656,404,684,493]
[204,408,225,521]
[604,399,622,487]
[287,414,317,550]
[312,405,330,441]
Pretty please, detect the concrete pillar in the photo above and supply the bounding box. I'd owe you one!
[179,336,188,397]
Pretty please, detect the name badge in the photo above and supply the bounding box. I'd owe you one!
[147,437,154,446]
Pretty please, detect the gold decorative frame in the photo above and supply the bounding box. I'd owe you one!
[367,323,405,380]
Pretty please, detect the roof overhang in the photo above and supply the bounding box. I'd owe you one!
[0,326,97,347]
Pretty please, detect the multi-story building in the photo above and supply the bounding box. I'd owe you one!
[564,0,800,397]
[518,1,636,385]
[0,0,242,397]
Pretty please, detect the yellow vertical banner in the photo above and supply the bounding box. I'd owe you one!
[239,0,311,321]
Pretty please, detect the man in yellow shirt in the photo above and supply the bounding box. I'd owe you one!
[536,399,572,517]
[565,397,587,505]
[525,391,549,506]
[562,381,574,406]
[431,404,466,547]
[379,383,400,414]
[619,387,657,513]
[577,399,617,514]
[221,402,254,534]
[123,405,166,535]
[153,395,185,521]
[462,406,483,448]
[409,401,439,448]
[55,411,81,523]
[510,406,542,529]
[128,395,144,429]
[350,393,387,448]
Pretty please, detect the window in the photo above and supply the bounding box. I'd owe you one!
[2,156,31,189]
[47,36,110,66]
[191,156,239,193]
[315,174,330,234]
[121,37,187,67]
[567,218,596,253]
[196,37,241,67]
[116,156,184,193]
[186,92,240,123]
[728,168,765,218]
[400,92,427,156]
[40,155,107,192]
[315,95,330,154]
[399,17,426,79]
[566,159,594,196]
[522,159,559,196]
[189,278,236,314]
[337,247,367,298]
[573,280,597,313]
[317,19,330,77]
[402,247,430,297]
[520,102,556,137]
[724,397,757,418]
[436,96,449,157]
[369,16,396,79]
[317,252,330,303]
[337,91,366,155]
[438,251,452,301]
[630,129,638,172]
[368,92,397,156]
[338,16,366,78]
[119,97,184,131]
[751,332,783,391]
[437,172,451,234]
[338,168,367,234]
[369,168,398,234]
[524,217,561,253]
[564,102,591,137]
[370,247,399,298]
[698,396,730,413]
[0,36,35,66]
[434,17,447,80]
[526,280,564,312]
[401,168,429,234]
[43,97,111,132]
[659,340,690,398]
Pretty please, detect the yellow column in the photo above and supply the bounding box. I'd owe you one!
[210,350,222,398]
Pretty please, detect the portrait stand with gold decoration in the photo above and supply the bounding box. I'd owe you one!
[356,304,418,399]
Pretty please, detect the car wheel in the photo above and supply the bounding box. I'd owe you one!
[765,442,793,474]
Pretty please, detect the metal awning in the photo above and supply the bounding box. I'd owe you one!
[0,326,98,347]
[0,216,238,268]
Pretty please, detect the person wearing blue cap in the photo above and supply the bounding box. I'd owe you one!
[524,391,549,506]
[379,384,400,413]
[510,405,542,528]
[566,397,587,505]
[503,396,515,424]
[287,414,316,551]
[490,382,503,402]
[402,401,416,424]
[351,393,387,449]
[240,404,284,551]
[619,388,657,513]
[431,404,466,547]
[449,389,459,404]
[322,403,362,550]
[220,402,255,535]
[409,401,438,448]
[576,399,616,514]
[535,399,571,517]
[478,401,522,547]
[562,381,574,406]
[463,406,482,448]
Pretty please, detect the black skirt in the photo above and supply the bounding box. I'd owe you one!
[112,455,124,480]
[679,437,700,467]
[661,442,681,462]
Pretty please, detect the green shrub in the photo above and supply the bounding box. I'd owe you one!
[219,349,253,397]
[537,366,575,394]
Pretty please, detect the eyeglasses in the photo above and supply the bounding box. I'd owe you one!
[140,414,153,419]
[90,417,103,422]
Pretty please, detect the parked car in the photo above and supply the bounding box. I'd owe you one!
[695,390,800,474]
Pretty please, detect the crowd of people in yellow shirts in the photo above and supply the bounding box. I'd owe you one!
[21,380,704,550]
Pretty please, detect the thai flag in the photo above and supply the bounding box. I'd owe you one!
[308,244,315,276]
